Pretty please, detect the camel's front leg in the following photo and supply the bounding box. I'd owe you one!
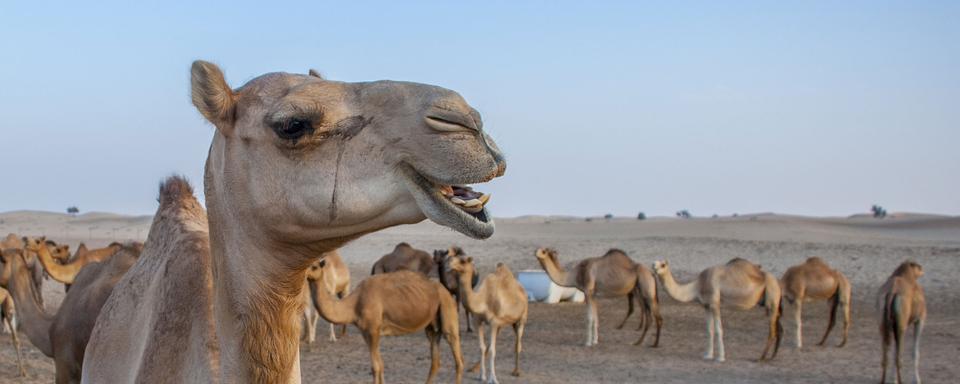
[364,331,385,384]
[592,300,601,345]
[425,327,441,384]
[512,321,525,377]
[714,307,726,362]
[617,292,634,329]
[487,325,501,384]
[794,300,803,348]
[913,320,923,384]
[6,318,25,377]
[475,322,487,381]
[704,308,715,360]
[584,296,596,346]
[329,323,337,342]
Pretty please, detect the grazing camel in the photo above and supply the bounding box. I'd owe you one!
[878,261,926,384]
[4,242,142,383]
[653,258,782,362]
[305,250,351,343]
[781,257,852,348]
[0,286,25,377]
[26,238,121,291]
[534,248,661,347]
[435,246,479,332]
[82,61,505,383]
[314,267,464,384]
[447,257,527,384]
[371,243,434,276]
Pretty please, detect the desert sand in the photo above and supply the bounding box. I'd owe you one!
[0,211,957,383]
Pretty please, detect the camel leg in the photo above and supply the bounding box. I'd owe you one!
[487,325,501,384]
[651,298,663,348]
[584,295,596,346]
[704,308,715,360]
[913,320,923,384]
[443,322,464,384]
[364,331,385,384]
[714,307,726,362]
[794,299,804,348]
[617,292,634,330]
[633,299,651,346]
[474,321,486,380]
[425,327,441,384]
[328,323,337,342]
[880,321,891,384]
[761,300,783,361]
[337,290,349,338]
[6,318,25,377]
[839,292,851,348]
[512,320,524,377]
[819,296,838,347]
[590,295,601,345]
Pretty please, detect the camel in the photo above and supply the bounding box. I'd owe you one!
[2,235,68,307]
[300,279,321,350]
[653,258,782,362]
[781,257,852,348]
[533,248,661,347]
[447,256,527,384]
[28,239,121,291]
[371,243,434,276]
[878,261,926,384]
[435,246,479,332]
[82,61,505,383]
[0,286,25,377]
[305,250,351,343]
[3,242,142,383]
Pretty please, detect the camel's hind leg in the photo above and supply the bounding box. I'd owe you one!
[794,299,804,348]
[617,292,635,330]
[880,317,891,384]
[713,307,726,362]
[704,307,716,360]
[512,313,526,377]
[913,319,923,384]
[650,295,663,348]
[487,325,502,384]
[364,331,385,384]
[439,292,464,384]
[473,321,487,380]
[4,317,25,377]
[425,326,442,384]
[633,295,651,346]
[818,295,838,347]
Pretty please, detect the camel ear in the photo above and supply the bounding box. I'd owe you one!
[308,69,323,79]
[466,257,473,263]
[191,60,236,133]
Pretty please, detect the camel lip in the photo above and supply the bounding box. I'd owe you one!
[401,165,495,239]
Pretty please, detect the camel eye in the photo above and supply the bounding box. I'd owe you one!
[274,118,313,140]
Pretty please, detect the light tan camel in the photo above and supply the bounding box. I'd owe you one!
[0,285,25,377]
[436,246,478,332]
[314,267,464,384]
[878,261,926,384]
[534,248,661,347]
[2,235,68,307]
[653,258,782,362]
[781,257,851,348]
[4,242,142,383]
[82,61,505,383]
[448,256,527,384]
[26,238,121,290]
[371,242,434,276]
[305,250,351,343]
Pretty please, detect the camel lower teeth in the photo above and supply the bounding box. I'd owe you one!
[463,198,483,208]
[461,205,484,213]
[451,197,466,205]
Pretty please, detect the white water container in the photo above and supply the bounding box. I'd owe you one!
[516,270,584,304]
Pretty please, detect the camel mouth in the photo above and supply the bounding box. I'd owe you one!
[401,166,495,239]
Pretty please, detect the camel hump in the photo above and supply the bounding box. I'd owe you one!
[806,256,826,265]
[604,248,627,257]
[158,175,196,207]
[395,242,411,250]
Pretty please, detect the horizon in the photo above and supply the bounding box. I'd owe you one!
[2,1,958,217]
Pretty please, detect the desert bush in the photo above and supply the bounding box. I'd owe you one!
[675,210,691,219]
[871,204,887,218]
[637,212,646,220]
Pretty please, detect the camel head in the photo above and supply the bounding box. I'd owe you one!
[21,236,46,253]
[433,246,465,264]
[446,255,475,275]
[652,260,670,276]
[48,242,71,263]
[893,260,924,279]
[534,247,559,265]
[192,61,506,250]
[305,259,324,281]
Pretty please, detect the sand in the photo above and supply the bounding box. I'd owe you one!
[0,211,958,383]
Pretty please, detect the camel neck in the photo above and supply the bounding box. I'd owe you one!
[658,269,699,303]
[33,245,79,285]
[458,269,486,314]
[312,277,358,325]
[7,252,54,357]
[538,257,575,287]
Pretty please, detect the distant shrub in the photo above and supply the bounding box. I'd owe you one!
[871,204,887,218]
[604,213,614,220]
[67,206,80,217]
[712,214,719,218]
[585,217,593,222]
[637,212,646,220]
[676,210,691,219]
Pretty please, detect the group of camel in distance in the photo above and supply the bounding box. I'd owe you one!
[0,61,928,384]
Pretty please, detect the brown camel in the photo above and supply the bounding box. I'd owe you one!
[4,242,142,383]
[878,261,926,384]
[653,258,782,362]
[371,243,434,276]
[26,238,121,290]
[314,267,464,384]
[448,257,527,384]
[0,285,25,377]
[305,250,351,343]
[534,248,661,347]
[82,61,505,383]
[781,257,852,348]
[435,246,479,333]
[2,235,68,307]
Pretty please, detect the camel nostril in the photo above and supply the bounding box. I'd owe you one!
[495,161,506,177]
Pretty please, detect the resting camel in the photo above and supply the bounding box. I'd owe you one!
[30,239,122,292]
[0,286,25,377]
[305,250,351,343]
[781,257,851,348]
[435,246,479,332]
[448,257,527,384]
[314,266,464,384]
[878,261,926,384]
[371,242,434,276]
[534,248,661,347]
[4,242,142,383]
[82,61,505,383]
[653,258,782,362]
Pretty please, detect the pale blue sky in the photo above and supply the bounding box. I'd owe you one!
[2,1,958,217]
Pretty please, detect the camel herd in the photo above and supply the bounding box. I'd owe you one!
[0,61,929,384]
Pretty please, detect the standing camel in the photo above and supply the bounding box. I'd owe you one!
[447,257,527,384]
[0,285,25,377]
[305,250,351,343]
[313,267,464,384]
[653,258,782,362]
[878,261,926,384]
[533,248,661,347]
[435,246,478,333]
[781,257,852,348]
[26,238,121,291]
[82,61,505,383]
[371,243,434,276]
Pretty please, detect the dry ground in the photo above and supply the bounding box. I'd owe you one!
[0,212,958,383]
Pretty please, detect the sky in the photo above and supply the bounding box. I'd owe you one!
[1,1,958,217]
